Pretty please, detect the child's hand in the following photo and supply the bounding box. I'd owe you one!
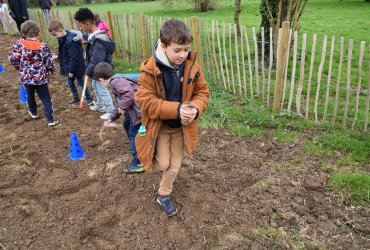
[180,102,197,125]
[103,119,118,128]
[118,108,125,115]
[51,53,58,60]
[68,73,74,78]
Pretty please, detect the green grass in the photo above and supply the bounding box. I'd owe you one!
[330,172,370,204]
[114,59,141,74]
[303,131,370,163]
[198,79,318,137]
[273,128,300,143]
[51,0,370,42]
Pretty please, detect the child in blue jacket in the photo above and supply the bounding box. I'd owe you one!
[8,20,58,126]
[48,20,94,105]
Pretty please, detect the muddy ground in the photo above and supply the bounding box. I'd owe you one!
[0,34,369,249]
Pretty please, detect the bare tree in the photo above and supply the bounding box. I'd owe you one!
[259,0,308,60]
[234,0,241,37]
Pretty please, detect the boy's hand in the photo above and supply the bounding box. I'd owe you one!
[118,108,125,115]
[51,53,58,60]
[103,119,112,126]
[68,73,74,78]
[103,119,118,128]
[180,103,197,125]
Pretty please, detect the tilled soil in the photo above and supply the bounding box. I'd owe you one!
[0,34,369,249]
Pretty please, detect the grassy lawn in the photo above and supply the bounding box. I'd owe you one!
[51,0,370,42]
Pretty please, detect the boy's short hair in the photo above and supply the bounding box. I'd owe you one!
[93,62,114,80]
[48,20,64,33]
[160,19,193,47]
[21,21,40,38]
[74,8,95,24]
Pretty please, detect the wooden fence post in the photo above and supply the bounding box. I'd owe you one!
[332,37,344,126]
[287,30,298,113]
[223,22,231,91]
[107,11,115,41]
[211,20,221,85]
[305,34,317,119]
[314,35,327,123]
[267,27,273,106]
[323,36,335,122]
[365,45,370,132]
[273,21,290,110]
[191,16,202,64]
[216,21,227,90]
[139,13,148,60]
[352,41,366,130]
[234,24,242,95]
[37,10,46,39]
[343,39,354,128]
[68,10,74,30]
[107,11,117,59]
[244,27,254,98]
[296,33,306,113]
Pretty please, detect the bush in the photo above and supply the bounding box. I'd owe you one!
[192,0,216,12]
[160,0,216,12]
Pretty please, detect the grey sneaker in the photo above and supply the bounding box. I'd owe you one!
[100,113,112,120]
[89,105,106,113]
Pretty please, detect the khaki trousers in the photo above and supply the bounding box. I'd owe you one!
[153,125,184,195]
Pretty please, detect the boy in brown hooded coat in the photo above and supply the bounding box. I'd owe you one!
[135,19,209,216]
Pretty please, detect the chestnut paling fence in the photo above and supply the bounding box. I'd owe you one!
[1,9,369,132]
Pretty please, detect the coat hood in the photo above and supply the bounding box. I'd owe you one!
[88,30,116,54]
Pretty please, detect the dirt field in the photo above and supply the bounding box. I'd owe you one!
[0,34,369,249]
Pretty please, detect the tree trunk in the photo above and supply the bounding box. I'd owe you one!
[234,0,241,37]
[258,0,279,61]
[258,0,307,62]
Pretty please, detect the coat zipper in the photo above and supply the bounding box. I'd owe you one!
[185,52,197,102]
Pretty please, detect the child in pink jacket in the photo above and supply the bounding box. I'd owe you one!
[94,13,112,39]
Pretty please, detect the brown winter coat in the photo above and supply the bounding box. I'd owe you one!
[135,52,210,171]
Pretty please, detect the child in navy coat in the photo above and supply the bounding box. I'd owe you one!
[48,20,94,105]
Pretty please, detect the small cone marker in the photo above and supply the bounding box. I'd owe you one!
[19,85,27,104]
[68,131,86,160]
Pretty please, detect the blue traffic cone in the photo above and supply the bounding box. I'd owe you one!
[19,85,27,104]
[0,63,4,73]
[68,131,86,160]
